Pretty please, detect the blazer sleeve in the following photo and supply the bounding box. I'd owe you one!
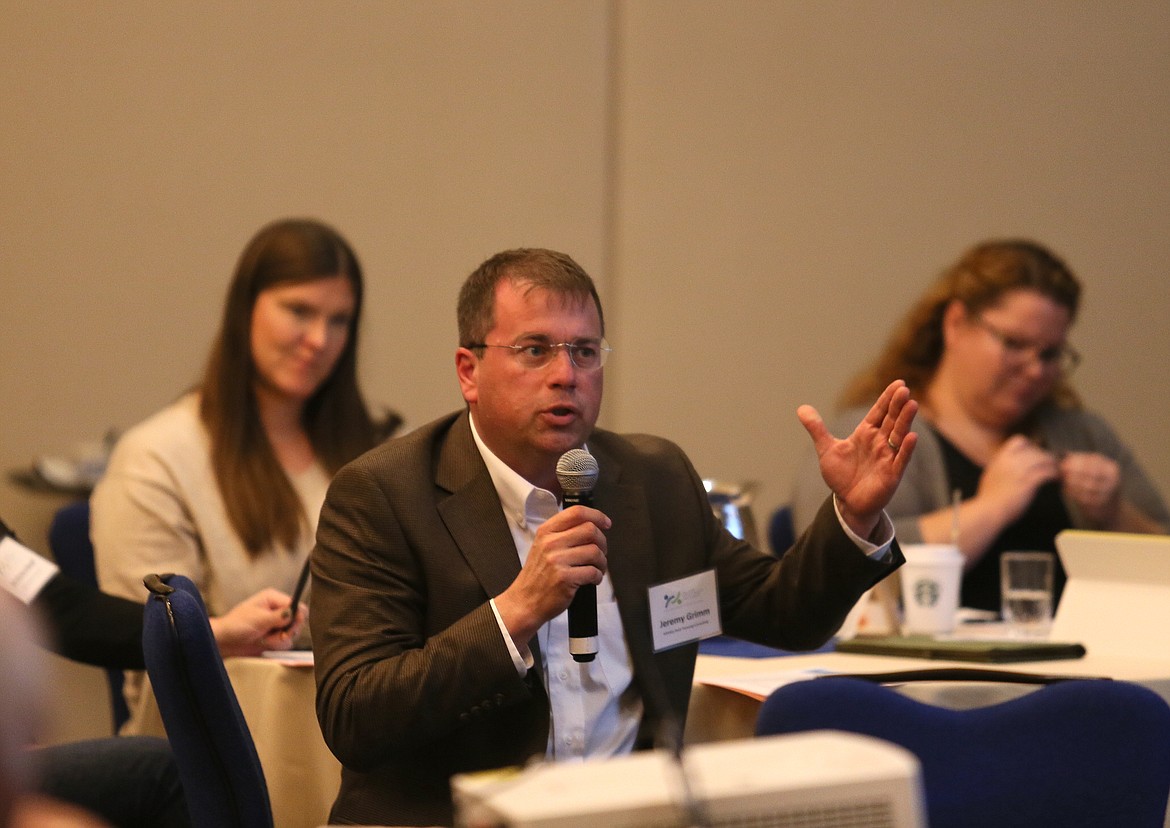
[33,573,146,670]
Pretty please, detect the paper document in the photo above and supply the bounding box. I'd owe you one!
[261,649,314,666]
[0,536,60,604]
[697,668,838,701]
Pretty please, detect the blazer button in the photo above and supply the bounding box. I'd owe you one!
[459,712,470,723]
[494,693,505,705]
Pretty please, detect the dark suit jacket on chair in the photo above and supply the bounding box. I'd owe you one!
[311,410,901,826]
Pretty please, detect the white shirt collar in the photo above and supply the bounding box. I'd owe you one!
[468,412,560,531]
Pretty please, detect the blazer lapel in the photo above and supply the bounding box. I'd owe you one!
[434,412,543,667]
[435,412,523,598]
[590,451,657,664]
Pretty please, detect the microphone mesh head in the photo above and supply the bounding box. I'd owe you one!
[556,449,599,495]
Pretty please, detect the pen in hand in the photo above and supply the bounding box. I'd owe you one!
[280,556,312,634]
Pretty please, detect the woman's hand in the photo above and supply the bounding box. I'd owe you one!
[1060,452,1122,527]
[209,588,308,658]
[976,435,1060,525]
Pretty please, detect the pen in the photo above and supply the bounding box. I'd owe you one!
[281,555,311,633]
[950,488,961,546]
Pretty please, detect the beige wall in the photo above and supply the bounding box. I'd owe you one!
[3,2,1168,567]
[611,1,1170,524]
[0,1,612,550]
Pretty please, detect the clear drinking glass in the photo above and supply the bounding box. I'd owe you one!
[1000,551,1055,638]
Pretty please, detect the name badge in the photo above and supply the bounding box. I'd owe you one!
[649,568,722,652]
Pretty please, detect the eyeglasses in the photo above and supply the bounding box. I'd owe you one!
[972,316,1081,374]
[467,337,612,370]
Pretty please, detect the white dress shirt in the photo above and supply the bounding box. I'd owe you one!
[470,414,893,763]
[471,417,641,762]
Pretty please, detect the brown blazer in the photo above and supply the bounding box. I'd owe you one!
[311,410,901,826]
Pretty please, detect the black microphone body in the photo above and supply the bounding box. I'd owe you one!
[556,449,600,663]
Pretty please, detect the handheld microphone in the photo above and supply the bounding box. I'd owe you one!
[556,449,600,663]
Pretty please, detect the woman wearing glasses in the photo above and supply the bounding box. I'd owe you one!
[792,239,1168,611]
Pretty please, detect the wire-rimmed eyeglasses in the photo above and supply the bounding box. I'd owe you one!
[972,316,1081,375]
[467,337,612,370]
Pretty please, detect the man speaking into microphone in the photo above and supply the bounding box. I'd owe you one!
[311,248,919,827]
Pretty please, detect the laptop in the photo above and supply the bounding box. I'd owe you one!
[1051,530,1170,659]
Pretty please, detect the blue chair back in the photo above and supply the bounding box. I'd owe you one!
[48,500,130,731]
[767,505,795,557]
[142,573,273,828]
[756,676,1170,828]
[48,500,98,584]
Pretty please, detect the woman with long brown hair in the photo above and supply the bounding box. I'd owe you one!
[93,218,399,722]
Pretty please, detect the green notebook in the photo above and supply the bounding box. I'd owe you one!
[836,635,1086,663]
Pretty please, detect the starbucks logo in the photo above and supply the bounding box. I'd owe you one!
[914,579,940,607]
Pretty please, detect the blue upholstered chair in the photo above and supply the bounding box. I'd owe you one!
[48,499,130,731]
[767,504,795,557]
[756,676,1170,828]
[142,573,273,828]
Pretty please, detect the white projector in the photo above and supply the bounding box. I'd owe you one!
[452,730,925,828]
